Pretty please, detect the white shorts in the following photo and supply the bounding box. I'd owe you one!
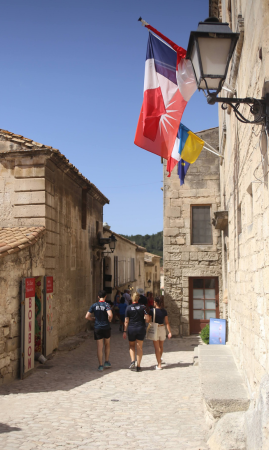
[157,325,166,341]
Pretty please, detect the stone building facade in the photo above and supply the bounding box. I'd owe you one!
[210,0,269,400]
[144,252,161,297]
[0,129,108,384]
[163,127,222,336]
[102,226,145,301]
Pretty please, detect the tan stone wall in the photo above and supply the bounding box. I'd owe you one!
[0,236,46,385]
[163,127,222,335]
[217,0,269,397]
[44,157,103,346]
[0,150,47,227]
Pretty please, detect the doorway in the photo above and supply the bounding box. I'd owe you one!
[189,277,219,334]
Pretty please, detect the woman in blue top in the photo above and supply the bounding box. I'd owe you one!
[149,297,172,370]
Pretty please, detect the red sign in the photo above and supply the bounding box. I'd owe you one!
[25,278,35,298]
[46,276,53,293]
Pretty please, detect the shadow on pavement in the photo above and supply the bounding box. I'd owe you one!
[0,423,21,433]
[0,325,200,397]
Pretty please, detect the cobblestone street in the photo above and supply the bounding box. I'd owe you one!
[0,326,209,450]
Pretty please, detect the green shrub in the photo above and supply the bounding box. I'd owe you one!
[200,324,209,344]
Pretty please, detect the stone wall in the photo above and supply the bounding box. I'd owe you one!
[0,235,46,384]
[163,127,222,335]
[44,156,104,347]
[216,0,269,398]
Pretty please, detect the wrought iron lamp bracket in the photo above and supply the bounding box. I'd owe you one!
[207,94,269,131]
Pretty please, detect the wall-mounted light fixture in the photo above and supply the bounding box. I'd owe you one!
[99,233,117,253]
[186,17,269,131]
[148,279,152,288]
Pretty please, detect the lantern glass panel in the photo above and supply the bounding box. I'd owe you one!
[198,37,231,77]
[191,41,201,85]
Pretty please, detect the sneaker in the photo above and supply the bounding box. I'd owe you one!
[98,365,104,371]
[155,366,163,370]
[129,361,136,370]
[104,361,112,369]
[136,366,142,372]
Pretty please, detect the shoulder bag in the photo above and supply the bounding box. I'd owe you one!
[146,308,158,341]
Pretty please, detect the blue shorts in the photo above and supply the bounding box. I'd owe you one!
[128,326,146,342]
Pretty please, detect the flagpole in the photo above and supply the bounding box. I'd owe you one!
[203,145,224,159]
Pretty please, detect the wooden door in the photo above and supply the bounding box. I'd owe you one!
[189,277,219,334]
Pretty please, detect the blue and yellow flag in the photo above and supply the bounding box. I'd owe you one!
[178,124,204,164]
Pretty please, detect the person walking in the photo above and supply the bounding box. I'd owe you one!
[137,288,148,306]
[118,296,127,332]
[123,289,131,306]
[123,292,150,372]
[85,290,113,372]
[148,297,172,370]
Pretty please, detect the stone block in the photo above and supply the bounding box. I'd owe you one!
[167,245,180,253]
[163,237,170,245]
[9,322,20,338]
[170,198,182,207]
[14,178,45,192]
[178,189,197,198]
[3,326,9,337]
[198,252,219,261]
[0,342,5,353]
[169,218,184,227]
[14,204,46,218]
[5,337,20,353]
[181,252,190,261]
[0,356,10,370]
[163,227,179,237]
[165,206,181,218]
[190,252,198,260]
[14,191,46,205]
[14,166,45,178]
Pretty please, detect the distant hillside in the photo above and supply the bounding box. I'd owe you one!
[120,231,163,264]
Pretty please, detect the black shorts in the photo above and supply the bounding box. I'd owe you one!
[94,328,111,341]
[128,326,146,342]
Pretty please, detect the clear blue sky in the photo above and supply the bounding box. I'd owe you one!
[0,0,218,235]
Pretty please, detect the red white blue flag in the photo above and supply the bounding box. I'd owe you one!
[134,23,196,160]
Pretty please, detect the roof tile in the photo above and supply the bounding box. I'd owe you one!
[0,227,45,258]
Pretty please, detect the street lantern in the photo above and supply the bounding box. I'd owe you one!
[186,17,239,95]
[108,234,117,253]
[148,279,151,288]
[99,233,117,253]
[186,17,269,131]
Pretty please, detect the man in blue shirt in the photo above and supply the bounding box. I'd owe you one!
[85,290,113,372]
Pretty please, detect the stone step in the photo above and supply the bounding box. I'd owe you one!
[198,345,250,420]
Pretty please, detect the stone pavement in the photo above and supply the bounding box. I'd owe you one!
[0,325,209,450]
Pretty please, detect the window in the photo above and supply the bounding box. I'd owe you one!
[191,206,212,244]
[191,278,218,321]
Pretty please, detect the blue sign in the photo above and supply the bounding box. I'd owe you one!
[209,318,226,345]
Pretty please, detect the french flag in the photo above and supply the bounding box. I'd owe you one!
[134,25,196,161]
